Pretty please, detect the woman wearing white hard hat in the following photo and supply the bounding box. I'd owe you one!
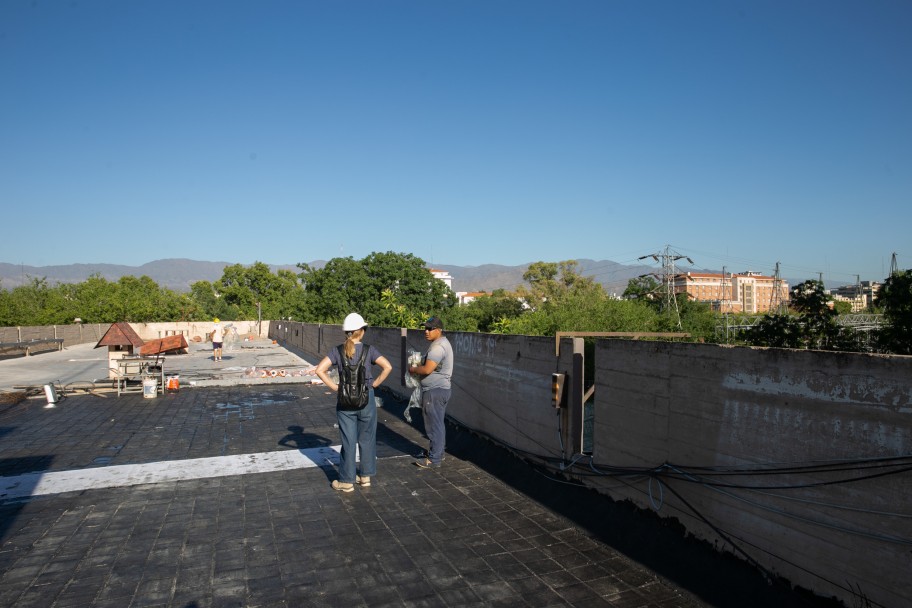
[315,313,392,492]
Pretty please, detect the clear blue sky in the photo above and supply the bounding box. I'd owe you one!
[2,0,909,285]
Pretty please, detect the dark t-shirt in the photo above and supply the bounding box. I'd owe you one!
[327,343,382,384]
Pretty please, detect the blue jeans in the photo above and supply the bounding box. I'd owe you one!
[336,387,377,483]
[422,388,451,464]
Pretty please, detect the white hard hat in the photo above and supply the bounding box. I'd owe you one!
[342,313,367,332]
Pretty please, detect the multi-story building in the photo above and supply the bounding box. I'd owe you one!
[672,271,790,314]
[428,268,453,290]
[830,281,880,312]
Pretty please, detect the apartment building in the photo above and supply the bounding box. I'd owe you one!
[830,281,880,312]
[673,271,790,314]
[428,268,453,290]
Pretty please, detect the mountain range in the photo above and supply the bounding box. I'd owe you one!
[0,258,655,295]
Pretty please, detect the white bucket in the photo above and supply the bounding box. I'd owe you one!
[143,378,158,399]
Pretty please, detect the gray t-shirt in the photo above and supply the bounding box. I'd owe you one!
[421,336,453,390]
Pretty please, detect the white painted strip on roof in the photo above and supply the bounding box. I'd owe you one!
[0,446,344,501]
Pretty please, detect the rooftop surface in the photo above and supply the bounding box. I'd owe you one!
[0,340,840,607]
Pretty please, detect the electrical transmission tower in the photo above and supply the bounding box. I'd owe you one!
[638,245,694,329]
[890,252,899,277]
[769,261,788,314]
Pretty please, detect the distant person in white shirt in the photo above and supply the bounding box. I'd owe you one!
[211,318,224,361]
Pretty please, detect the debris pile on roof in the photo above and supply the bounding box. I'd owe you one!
[242,366,317,379]
[0,390,27,405]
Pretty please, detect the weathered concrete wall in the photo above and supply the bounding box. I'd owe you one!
[590,340,912,608]
[269,321,911,606]
[268,322,574,459]
[130,321,265,342]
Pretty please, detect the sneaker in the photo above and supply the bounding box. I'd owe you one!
[414,458,439,469]
[356,475,371,487]
[331,480,354,492]
[414,449,444,462]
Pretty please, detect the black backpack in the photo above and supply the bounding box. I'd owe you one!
[336,344,371,410]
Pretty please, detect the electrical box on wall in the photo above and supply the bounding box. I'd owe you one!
[551,372,567,408]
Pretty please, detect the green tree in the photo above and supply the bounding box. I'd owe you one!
[832,300,852,315]
[623,275,660,302]
[112,275,181,322]
[215,262,306,321]
[875,269,912,355]
[71,275,120,323]
[743,280,861,351]
[510,291,658,336]
[459,290,526,333]
[676,296,717,342]
[299,252,454,326]
[516,260,600,311]
[790,280,839,349]
[1,278,76,325]
[743,314,803,348]
[189,280,232,321]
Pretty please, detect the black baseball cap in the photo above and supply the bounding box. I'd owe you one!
[421,317,444,330]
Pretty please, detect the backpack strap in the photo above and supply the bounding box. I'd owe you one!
[338,344,370,369]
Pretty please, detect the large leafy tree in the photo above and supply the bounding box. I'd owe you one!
[875,269,912,354]
[0,278,76,325]
[623,275,660,302]
[509,291,658,336]
[299,252,454,327]
[72,275,120,323]
[112,275,186,322]
[516,260,601,311]
[457,289,527,333]
[743,280,861,351]
[214,262,306,321]
[503,260,664,336]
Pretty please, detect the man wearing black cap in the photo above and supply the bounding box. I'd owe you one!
[408,316,454,468]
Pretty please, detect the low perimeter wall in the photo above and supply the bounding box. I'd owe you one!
[270,320,911,608]
[0,321,267,349]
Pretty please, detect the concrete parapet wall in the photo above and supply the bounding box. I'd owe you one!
[591,340,912,608]
[269,321,911,607]
[268,321,572,459]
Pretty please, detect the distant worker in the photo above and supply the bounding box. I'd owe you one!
[408,316,454,469]
[211,318,224,361]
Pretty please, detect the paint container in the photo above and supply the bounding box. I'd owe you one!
[166,376,180,390]
[143,378,158,399]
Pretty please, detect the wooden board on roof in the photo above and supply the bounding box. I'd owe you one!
[139,334,189,355]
